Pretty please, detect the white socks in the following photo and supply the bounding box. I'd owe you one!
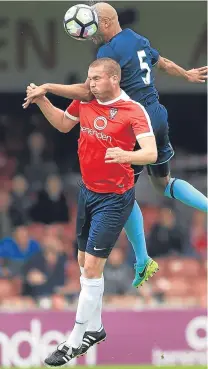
[79,266,104,331]
[87,275,104,331]
[66,275,103,348]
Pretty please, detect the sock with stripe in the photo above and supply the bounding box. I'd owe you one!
[164,178,208,212]
[66,276,103,348]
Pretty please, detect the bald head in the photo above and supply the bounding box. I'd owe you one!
[92,2,121,43]
[93,2,118,20]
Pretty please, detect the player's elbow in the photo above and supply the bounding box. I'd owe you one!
[58,120,71,133]
[148,149,158,164]
[58,126,70,133]
[146,137,158,163]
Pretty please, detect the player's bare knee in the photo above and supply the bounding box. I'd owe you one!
[83,262,102,279]
[84,254,106,279]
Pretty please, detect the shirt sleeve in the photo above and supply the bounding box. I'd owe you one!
[130,103,154,139]
[97,44,118,61]
[144,37,160,66]
[65,100,80,121]
[150,47,160,66]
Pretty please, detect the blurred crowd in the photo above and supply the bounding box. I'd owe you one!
[0,113,207,311]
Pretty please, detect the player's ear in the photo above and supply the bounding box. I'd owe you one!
[113,75,119,83]
[104,17,110,28]
[111,75,119,86]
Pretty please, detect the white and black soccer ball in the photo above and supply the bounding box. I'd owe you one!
[63,4,98,41]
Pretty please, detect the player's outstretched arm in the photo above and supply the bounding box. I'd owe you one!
[105,136,157,165]
[157,56,208,83]
[34,96,78,133]
[23,80,93,109]
[42,81,92,100]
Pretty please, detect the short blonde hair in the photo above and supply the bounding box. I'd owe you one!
[89,58,121,81]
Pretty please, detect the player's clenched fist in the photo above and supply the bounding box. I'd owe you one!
[105,147,131,164]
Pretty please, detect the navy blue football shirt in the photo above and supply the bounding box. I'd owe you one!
[97,28,160,105]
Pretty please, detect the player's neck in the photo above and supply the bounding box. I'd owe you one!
[105,25,122,42]
[97,88,122,103]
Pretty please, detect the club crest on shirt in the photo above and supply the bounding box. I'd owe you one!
[109,108,118,119]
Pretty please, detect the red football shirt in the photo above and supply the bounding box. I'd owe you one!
[65,90,153,194]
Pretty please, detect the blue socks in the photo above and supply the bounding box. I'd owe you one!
[124,179,207,269]
[164,178,208,212]
[124,201,149,266]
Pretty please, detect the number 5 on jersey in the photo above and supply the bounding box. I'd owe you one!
[137,50,151,85]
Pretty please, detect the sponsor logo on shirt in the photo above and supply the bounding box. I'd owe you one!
[81,116,112,142]
[80,126,112,142]
[94,116,108,130]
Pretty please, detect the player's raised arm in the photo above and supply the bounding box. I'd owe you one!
[45,79,93,100]
[23,79,93,109]
[26,84,80,133]
[36,97,79,133]
[157,56,208,83]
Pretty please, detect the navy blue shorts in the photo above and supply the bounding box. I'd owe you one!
[76,183,135,258]
[133,101,174,180]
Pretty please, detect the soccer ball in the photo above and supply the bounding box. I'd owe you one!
[63,4,98,41]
